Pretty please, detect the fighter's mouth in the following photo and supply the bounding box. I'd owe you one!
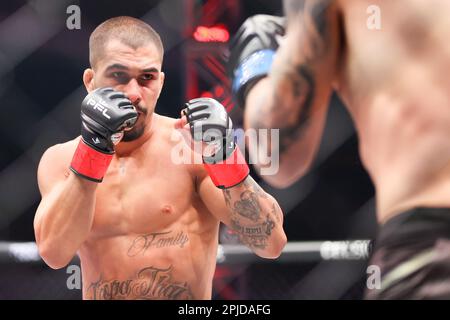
[136,108,147,117]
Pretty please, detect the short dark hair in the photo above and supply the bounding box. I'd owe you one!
[89,16,164,68]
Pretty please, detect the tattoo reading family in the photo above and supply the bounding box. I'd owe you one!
[178,304,271,317]
[128,230,189,257]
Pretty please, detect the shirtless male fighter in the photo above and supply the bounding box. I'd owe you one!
[34,16,286,300]
[229,0,450,299]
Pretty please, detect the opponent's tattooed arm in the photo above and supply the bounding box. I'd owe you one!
[245,0,342,187]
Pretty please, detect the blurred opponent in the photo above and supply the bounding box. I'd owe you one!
[229,0,450,299]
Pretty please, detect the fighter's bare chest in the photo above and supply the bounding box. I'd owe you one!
[91,156,195,236]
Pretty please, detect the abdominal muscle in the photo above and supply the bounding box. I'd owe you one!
[79,227,218,300]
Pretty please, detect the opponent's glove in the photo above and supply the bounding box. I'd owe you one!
[228,14,286,108]
[70,87,137,182]
[183,98,249,189]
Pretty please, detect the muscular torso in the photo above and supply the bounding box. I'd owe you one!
[336,0,450,222]
[71,115,219,299]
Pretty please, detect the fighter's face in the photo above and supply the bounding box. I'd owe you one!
[90,40,165,141]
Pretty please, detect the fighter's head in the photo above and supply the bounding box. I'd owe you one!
[83,16,165,142]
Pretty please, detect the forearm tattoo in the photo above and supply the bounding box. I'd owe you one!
[274,64,315,155]
[230,215,276,249]
[253,0,333,155]
[87,265,193,300]
[224,179,280,250]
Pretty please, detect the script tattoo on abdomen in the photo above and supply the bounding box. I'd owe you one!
[127,230,189,257]
[88,265,193,300]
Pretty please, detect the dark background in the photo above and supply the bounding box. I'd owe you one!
[0,0,376,299]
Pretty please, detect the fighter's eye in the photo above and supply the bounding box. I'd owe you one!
[112,72,126,79]
[111,72,129,84]
[141,73,154,81]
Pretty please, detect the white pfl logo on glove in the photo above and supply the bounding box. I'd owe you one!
[87,98,111,119]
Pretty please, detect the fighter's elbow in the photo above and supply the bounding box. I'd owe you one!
[257,160,312,189]
[258,232,287,259]
[37,241,73,270]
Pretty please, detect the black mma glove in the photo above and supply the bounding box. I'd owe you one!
[228,14,286,108]
[70,87,137,182]
[183,98,249,188]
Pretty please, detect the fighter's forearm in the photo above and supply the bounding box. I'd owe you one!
[34,172,97,269]
[222,176,286,258]
[244,76,318,188]
[244,1,337,187]
[246,57,316,155]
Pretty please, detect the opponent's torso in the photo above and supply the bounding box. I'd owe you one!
[78,116,219,299]
[336,0,450,222]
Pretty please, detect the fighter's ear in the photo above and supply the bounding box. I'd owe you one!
[157,71,165,99]
[83,68,95,93]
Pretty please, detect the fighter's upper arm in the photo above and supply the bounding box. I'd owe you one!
[34,143,73,243]
[37,142,74,197]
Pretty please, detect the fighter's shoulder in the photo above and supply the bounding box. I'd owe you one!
[158,114,178,130]
[37,138,79,194]
[41,138,79,163]
[38,137,79,175]
[156,114,185,142]
[156,114,208,177]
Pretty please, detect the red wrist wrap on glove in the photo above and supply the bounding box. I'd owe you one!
[70,139,113,183]
[203,147,250,189]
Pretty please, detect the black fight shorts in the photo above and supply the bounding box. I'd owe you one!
[365,207,450,299]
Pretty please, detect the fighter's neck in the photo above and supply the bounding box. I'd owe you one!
[114,114,158,157]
